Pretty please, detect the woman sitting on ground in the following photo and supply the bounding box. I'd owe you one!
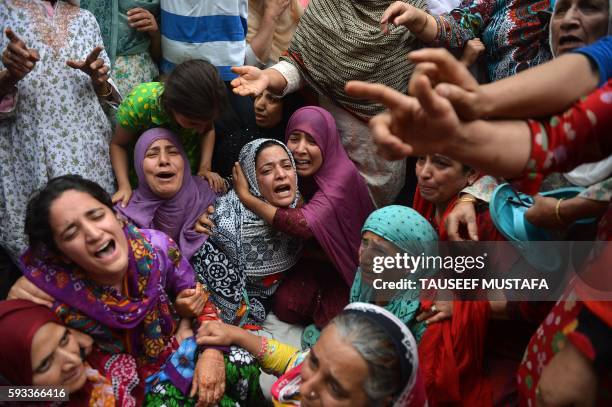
[9,175,259,406]
[412,154,550,405]
[116,129,303,327]
[197,302,427,407]
[0,299,141,405]
[302,205,437,348]
[230,106,375,329]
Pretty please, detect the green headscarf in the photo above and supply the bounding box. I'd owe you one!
[352,205,438,341]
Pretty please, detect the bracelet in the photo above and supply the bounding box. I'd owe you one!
[96,82,112,98]
[414,14,429,35]
[256,336,269,361]
[555,198,566,225]
[458,195,477,204]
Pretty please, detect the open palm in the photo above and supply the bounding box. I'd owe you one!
[230,66,269,96]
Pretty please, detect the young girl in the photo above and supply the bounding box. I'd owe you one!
[110,59,228,206]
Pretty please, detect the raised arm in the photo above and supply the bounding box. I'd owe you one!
[407,48,601,120]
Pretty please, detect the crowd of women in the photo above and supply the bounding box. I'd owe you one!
[0,0,609,406]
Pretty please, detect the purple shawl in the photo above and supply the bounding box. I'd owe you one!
[286,106,374,284]
[115,128,217,259]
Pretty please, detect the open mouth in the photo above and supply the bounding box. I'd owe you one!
[95,239,116,259]
[274,184,292,194]
[156,171,175,180]
[558,34,584,49]
[294,159,311,168]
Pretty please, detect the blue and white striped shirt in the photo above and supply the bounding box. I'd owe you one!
[160,0,248,80]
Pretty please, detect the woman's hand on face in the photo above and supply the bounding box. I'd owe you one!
[380,2,420,34]
[232,162,250,200]
[175,283,206,318]
[66,46,111,93]
[7,277,54,308]
[525,195,566,230]
[535,341,597,406]
[196,320,236,347]
[230,66,269,97]
[2,28,39,83]
[445,198,479,241]
[111,186,133,208]
[195,205,216,235]
[416,300,453,324]
[127,7,159,36]
[198,170,227,194]
[191,348,226,407]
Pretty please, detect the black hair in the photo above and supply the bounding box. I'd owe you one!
[25,175,113,254]
[254,140,284,164]
[161,59,228,121]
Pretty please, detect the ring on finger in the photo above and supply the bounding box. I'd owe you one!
[431,304,438,313]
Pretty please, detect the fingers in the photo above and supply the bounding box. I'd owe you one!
[194,222,212,235]
[423,311,451,324]
[380,2,405,33]
[409,48,476,87]
[445,214,463,242]
[85,46,103,65]
[411,74,450,117]
[66,59,84,70]
[369,113,413,160]
[190,371,198,398]
[345,81,409,110]
[465,213,479,241]
[111,190,131,207]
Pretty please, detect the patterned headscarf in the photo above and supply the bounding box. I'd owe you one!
[210,139,303,277]
[21,225,184,365]
[281,0,427,119]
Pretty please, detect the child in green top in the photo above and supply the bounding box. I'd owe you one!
[111,59,228,206]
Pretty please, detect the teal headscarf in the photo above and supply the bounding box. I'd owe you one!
[302,206,438,348]
[352,205,438,342]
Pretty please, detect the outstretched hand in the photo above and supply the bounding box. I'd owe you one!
[408,48,484,120]
[230,66,269,96]
[345,74,463,160]
[66,46,110,92]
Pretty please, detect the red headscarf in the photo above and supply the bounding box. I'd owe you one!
[0,300,60,385]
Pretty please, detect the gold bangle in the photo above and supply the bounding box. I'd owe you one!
[458,195,477,204]
[555,198,566,225]
[96,82,112,98]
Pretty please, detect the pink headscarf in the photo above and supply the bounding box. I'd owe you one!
[286,107,374,284]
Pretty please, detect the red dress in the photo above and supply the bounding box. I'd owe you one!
[513,81,612,406]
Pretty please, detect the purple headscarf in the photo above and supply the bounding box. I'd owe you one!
[286,107,374,284]
[115,128,217,259]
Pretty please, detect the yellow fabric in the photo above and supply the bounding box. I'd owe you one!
[246,0,303,62]
[259,338,302,376]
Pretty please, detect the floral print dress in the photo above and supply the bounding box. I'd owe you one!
[0,0,115,259]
